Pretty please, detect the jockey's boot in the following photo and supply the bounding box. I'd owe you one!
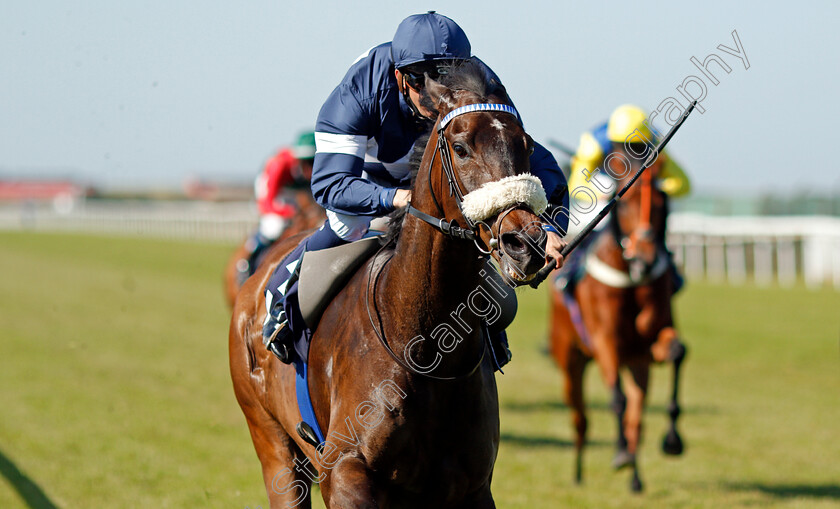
[670,264,685,294]
[262,246,303,364]
[553,230,594,295]
[264,300,296,364]
[664,250,685,294]
[262,222,347,364]
[237,232,273,286]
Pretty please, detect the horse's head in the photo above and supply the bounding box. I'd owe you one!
[605,141,667,279]
[409,61,548,285]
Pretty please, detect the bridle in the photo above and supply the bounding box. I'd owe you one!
[405,102,524,256]
[610,168,654,253]
[365,102,539,381]
[600,162,669,285]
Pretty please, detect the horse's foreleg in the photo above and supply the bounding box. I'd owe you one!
[231,322,313,508]
[623,363,650,492]
[563,347,588,484]
[655,327,687,456]
[243,413,314,509]
[609,376,633,471]
[549,295,590,485]
[459,482,496,509]
[592,337,631,471]
[649,326,683,365]
[319,455,378,509]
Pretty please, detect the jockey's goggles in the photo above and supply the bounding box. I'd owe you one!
[401,60,460,90]
[615,141,656,160]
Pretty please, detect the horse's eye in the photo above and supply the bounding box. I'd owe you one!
[452,143,468,158]
[528,144,535,156]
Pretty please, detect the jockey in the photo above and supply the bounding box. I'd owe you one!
[568,104,690,203]
[559,104,690,292]
[236,131,316,284]
[263,11,570,364]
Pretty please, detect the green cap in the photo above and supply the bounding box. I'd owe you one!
[292,131,316,160]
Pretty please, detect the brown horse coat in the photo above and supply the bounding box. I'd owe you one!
[230,65,549,508]
[223,190,326,308]
[549,145,687,492]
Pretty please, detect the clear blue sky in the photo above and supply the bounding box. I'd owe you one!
[2,1,838,194]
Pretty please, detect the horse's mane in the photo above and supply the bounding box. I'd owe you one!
[382,129,429,245]
[383,59,508,245]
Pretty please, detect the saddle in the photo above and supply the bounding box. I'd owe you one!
[276,226,519,450]
[298,236,381,329]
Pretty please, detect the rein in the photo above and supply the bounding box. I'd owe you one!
[640,167,652,228]
[608,166,658,259]
[601,166,666,286]
[365,102,527,381]
[406,102,521,254]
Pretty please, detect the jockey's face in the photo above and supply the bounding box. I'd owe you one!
[395,69,436,119]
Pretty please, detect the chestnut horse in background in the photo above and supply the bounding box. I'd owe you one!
[230,62,552,508]
[223,190,325,308]
[549,144,687,492]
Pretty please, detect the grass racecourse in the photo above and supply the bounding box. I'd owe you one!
[1,231,838,509]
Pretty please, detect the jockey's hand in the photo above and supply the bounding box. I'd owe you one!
[393,189,412,208]
[544,231,566,269]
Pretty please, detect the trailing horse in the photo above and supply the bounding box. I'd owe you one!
[230,62,552,508]
[223,189,326,309]
[549,143,688,492]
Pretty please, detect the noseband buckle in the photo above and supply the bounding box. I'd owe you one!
[441,219,473,240]
[439,218,450,235]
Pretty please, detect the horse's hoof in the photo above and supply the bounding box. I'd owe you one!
[668,340,687,363]
[612,450,635,470]
[662,429,684,456]
[630,473,644,492]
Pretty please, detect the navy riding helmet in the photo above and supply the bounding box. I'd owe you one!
[391,11,472,70]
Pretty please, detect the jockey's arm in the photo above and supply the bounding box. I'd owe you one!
[530,141,569,268]
[273,154,297,190]
[257,150,298,217]
[310,85,400,217]
[310,151,398,216]
[568,128,608,194]
[658,152,691,198]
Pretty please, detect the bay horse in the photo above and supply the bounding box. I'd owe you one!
[230,62,551,508]
[549,144,687,492]
[223,189,326,308]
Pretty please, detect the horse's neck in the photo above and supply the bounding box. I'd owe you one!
[377,210,486,372]
[393,216,483,297]
[596,214,628,270]
[593,233,629,271]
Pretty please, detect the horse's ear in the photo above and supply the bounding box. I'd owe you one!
[488,78,512,106]
[423,74,452,113]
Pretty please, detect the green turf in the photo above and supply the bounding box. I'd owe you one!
[1,232,837,508]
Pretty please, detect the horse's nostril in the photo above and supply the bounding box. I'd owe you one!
[500,232,527,254]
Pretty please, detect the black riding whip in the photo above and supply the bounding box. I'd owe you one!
[529,100,698,289]
[547,138,577,157]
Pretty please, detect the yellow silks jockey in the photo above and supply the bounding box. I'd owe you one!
[568,105,691,200]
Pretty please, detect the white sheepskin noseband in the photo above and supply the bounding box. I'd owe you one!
[461,174,547,222]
